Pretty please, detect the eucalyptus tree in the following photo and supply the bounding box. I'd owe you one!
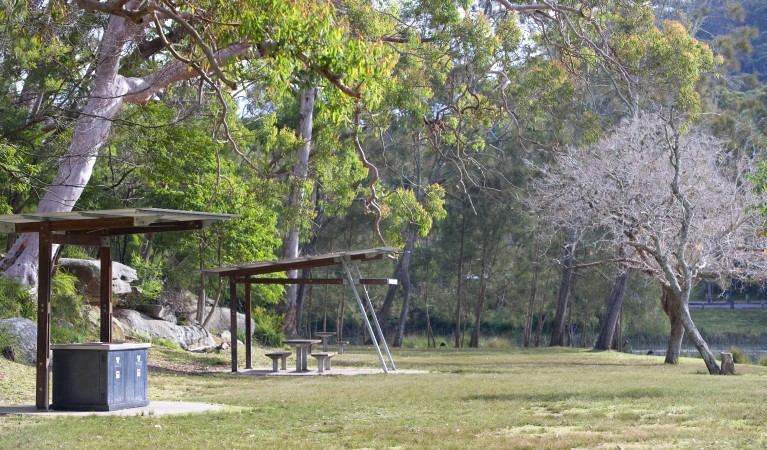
[76,98,283,323]
[309,0,676,347]
[0,1,729,352]
[532,113,767,374]
[0,0,393,288]
[0,1,100,218]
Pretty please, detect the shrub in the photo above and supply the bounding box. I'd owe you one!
[51,322,93,344]
[52,272,85,326]
[0,276,34,320]
[727,347,750,364]
[402,335,429,349]
[129,255,164,306]
[0,326,13,351]
[482,336,514,349]
[253,306,284,347]
[151,337,181,349]
[50,273,95,344]
[758,355,767,367]
[401,335,449,349]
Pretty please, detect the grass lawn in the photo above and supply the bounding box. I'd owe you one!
[1,346,766,449]
[690,308,767,338]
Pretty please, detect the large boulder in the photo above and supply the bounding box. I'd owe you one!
[58,258,138,305]
[114,309,216,351]
[0,317,37,365]
[82,305,127,341]
[178,290,254,336]
[190,306,255,336]
[136,304,177,323]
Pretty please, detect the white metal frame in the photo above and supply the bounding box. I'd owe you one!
[341,257,396,373]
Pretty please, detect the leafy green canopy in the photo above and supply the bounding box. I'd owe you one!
[0,0,96,215]
[78,98,282,304]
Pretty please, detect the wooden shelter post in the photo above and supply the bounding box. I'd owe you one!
[0,208,237,410]
[99,237,113,342]
[245,283,252,369]
[229,277,238,373]
[36,222,52,410]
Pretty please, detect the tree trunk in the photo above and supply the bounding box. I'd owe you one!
[611,306,622,350]
[550,229,577,347]
[378,229,415,328]
[594,270,631,350]
[295,267,312,331]
[470,228,490,348]
[534,265,554,347]
[392,262,411,347]
[424,286,435,348]
[335,286,345,341]
[453,206,466,348]
[678,293,721,374]
[661,285,684,364]
[523,236,540,347]
[282,86,316,337]
[197,236,208,324]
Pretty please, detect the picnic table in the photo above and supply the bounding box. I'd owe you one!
[314,331,336,352]
[283,339,322,372]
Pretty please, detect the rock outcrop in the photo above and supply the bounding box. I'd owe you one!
[135,304,177,323]
[0,317,37,365]
[58,258,138,305]
[114,309,216,351]
[188,306,255,336]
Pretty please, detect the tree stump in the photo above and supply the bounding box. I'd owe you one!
[720,352,735,375]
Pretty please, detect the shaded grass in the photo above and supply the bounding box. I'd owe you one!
[2,347,767,449]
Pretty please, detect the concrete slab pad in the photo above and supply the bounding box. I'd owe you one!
[0,401,224,417]
[237,367,427,376]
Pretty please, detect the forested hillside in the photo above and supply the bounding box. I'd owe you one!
[0,0,765,373]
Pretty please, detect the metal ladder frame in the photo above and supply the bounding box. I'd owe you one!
[341,257,396,372]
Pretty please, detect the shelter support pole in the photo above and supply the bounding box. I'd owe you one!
[341,258,388,373]
[99,237,112,342]
[245,283,252,369]
[351,261,396,371]
[230,277,238,373]
[36,223,52,410]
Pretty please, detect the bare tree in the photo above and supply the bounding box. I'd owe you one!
[531,112,767,374]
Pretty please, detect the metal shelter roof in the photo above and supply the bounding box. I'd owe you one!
[0,207,237,411]
[204,246,401,374]
[0,208,237,235]
[203,246,400,277]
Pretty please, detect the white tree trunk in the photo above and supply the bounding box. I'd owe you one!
[1,15,140,286]
[283,86,316,336]
[0,12,252,287]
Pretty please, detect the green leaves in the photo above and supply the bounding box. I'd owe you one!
[643,20,717,114]
[378,184,447,246]
[239,0,395,118]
